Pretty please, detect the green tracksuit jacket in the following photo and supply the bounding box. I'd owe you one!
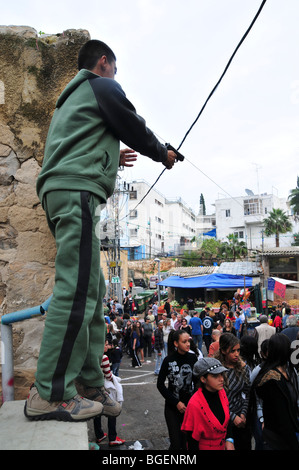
[36,68,168,203]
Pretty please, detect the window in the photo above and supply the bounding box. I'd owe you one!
[155,199,164,207]
[129,210,138,218]
[225,209,231,217]
[234,231,244,239]
[244,198,262,216]
[129,228,138,237]
[129,190,137,199]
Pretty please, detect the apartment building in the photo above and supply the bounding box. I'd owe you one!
[117,181,297,259]
[214,192,294,250]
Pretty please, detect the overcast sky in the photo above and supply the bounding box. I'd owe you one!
[2,0,298,214]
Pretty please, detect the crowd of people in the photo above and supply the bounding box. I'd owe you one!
[103,292,299,451]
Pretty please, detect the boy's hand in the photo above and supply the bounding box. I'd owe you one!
[119,148,138,167]
[163,150,176,169]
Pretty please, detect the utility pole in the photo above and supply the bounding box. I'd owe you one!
[148,218,152,259]
[107,176,130,300]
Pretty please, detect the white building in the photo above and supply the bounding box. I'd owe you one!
[116,181,297,260]
[119,180,197,259]
[214,192,294,250]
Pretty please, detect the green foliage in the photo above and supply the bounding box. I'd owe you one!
[288,176,299,215]
[292,233,299,246]
[263,208,292,247]
[181,235,247,266]
[200,193,206,215]
[220,233,248,261]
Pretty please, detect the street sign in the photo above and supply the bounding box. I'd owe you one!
[111,276,120,284]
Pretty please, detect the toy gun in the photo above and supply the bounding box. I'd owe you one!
[166,143,185,162]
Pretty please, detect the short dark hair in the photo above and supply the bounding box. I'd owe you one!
[78,39,116,70]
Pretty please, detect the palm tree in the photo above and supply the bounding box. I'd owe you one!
[220,233,248,261]
[263,208,292,247]
[288,176,299,216]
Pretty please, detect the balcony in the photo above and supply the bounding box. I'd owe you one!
[244,212,264,224]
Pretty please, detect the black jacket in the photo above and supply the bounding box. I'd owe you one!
[256,368,299,450]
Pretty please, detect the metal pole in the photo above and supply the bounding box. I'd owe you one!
[0,296,51,402]
[1,323,14,402]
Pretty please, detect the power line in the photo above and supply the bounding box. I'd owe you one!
[121,0,268,220]
[176,0,268,151]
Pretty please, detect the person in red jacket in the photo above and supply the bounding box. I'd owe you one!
[273,312,282,332]
[181,357,235,450]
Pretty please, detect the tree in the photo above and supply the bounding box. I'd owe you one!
[288,176,299,216]
[182,238,223,266]
[263,208,292,247]
[220,233,248,261]
[200,238,222,259]
[292,233,299,246]
[199,193,206,215]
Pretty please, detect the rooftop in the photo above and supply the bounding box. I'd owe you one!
[217,261,263,276]
[260,247,299,257]
[167,261,263,278]
[167,266,218,277]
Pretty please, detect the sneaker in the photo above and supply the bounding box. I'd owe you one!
[109,436,125,447]
[96,433,107,443]
[24,386,103,422]
[75,383,122,417]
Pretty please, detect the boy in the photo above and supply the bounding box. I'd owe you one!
[25,39,176,421]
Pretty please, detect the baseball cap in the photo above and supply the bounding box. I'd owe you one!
[193,358,228,377]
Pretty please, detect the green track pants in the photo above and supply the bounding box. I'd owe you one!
[35,190,106,401]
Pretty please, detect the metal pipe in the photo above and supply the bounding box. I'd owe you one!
[0,295,52,402]
[1,296,52,325]
[1,323,14,402]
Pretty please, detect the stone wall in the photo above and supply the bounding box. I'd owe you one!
[0,26,90,314]
[0,26,90,374]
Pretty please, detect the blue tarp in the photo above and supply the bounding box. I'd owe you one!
[157,273,253,289]
[203,228,216,237]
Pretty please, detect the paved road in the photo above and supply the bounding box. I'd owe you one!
[87,351,170,450]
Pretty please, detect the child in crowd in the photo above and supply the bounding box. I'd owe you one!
[111,338,123,377]
[94,340,125,447]
[181,357,234,450]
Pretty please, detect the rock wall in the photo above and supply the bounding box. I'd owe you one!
[0,26,90,313]
[0,26,90,376]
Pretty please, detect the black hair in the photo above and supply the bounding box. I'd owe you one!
[167,329,190,355]
[260,338,269,359]
[253,333,294,390]
[240,335,260,370]
[78,39,116,71]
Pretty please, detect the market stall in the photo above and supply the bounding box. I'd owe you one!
[158,273,259,326]
[158,273,254,306]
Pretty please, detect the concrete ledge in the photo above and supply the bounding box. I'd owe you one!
[0,400,89,450]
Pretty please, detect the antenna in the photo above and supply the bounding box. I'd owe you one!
[252,163,262,195]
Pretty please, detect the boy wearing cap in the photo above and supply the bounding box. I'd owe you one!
[181,358,234,450]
